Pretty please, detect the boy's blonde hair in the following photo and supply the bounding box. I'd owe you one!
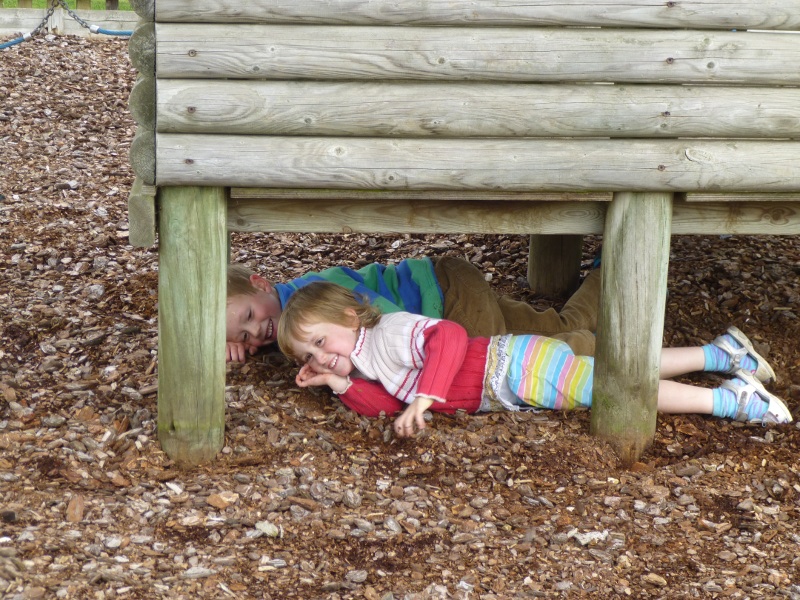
[277,281,381,362]
[227,264,265,299]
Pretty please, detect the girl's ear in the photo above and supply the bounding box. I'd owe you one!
[344,308,360,329]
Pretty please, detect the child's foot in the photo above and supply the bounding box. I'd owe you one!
[707,326,776,384]
[718,370,792,424]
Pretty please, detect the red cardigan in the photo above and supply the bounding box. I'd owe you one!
[337,320,488,417]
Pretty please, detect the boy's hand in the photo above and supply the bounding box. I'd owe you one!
[226,341,258,363]
[296,364,349,393]
[394,396,435,438]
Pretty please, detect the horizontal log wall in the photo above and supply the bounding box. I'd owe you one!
[155,26,800,85]
[152,0,800,30]
[156,136,800,192]
[153,81,800,138]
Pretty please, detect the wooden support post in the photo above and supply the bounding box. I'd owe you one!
[157,186,227,466]
[590,192,672,466]
[527,234,583,297]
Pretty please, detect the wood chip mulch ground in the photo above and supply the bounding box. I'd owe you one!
[1,36,799,600]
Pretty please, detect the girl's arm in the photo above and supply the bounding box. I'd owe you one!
[295,364,351,394]
[338,379,406,417]
[394,319,469,436]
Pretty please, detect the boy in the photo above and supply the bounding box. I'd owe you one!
[226,256,600,362]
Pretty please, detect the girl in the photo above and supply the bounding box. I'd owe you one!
[277,282,792,438]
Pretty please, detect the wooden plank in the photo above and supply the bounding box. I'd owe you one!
[155,25,800,85]
[684,192,800,202]
[157,81,800,139]
[127,177,157,247]
[157,186,227,466]
[228,198,800,235]
[156,135,800,192]
[229,189,611,202]
[153,0,800,30]
[591,192,673,465]
[671,201,800,234]
[228,199,608,235]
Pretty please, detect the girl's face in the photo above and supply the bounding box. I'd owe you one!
[289,317,359,377]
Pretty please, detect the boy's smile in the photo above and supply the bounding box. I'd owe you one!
[226,275,282,349]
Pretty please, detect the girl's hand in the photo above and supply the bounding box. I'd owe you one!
[295,364,349,393]
[394,396,435,438]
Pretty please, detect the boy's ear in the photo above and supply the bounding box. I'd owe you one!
[249,274,273,294]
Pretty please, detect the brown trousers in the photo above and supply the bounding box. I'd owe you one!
[433,256,600,356]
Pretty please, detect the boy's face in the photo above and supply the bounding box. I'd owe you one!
[288,315,359,378]
[226,274,282,349]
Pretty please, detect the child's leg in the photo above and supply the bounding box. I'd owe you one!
[505,335,594,410]
[701,326,775,383]
[658,372,792,424]
[657,380,714,414]
[659,347,706,379]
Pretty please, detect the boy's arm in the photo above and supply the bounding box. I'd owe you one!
[226,341,256,363]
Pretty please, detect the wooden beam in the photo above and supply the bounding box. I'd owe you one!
[157,186,227,466]
[527,235,584,297]
[156,25,800,85]
[157,80,800,139]
[153,0,800,30]
[156,135,800,192]
[127,177,157,247]
[591,192,673,465]
[228,197,800,235]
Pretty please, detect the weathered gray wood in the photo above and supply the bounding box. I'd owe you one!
[684,192,800,203]
[230,189,610,202]
[227,197,800,235]
[130,0,154,21]
[127,177,157,247]
[157,81,800,139]
[527,235,584,296]
[156,25,800,85]
[128,21,155,76]
[130,128,155,185]
[129,75,155,130]
[153,0,800,30]
[156,135,800,192]
[591,192,673,465]
[157,186,227,466]
[228,199,607,234]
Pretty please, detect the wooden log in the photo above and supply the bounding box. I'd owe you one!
[156,80,800,139]
[527,235,583,297]
[153,0,800,30]
[128,21,155,76]
[130,128,155,185]
[228,199,607,235]
[127,177,157,247]
[229,189,611,202]
[227,197,800,235]
[129,75,155,130]
[130,0,154,21]
[157,186,227,466]
[155,25,800,85]
[590,192,673,466]
[155,135,800,192]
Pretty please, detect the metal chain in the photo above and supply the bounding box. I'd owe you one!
[30,0,59,37]
[55,0,93,31]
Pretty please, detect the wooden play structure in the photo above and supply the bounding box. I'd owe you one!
[127,0,800,466]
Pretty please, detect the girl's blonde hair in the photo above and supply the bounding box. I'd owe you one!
[277,281,382,362]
